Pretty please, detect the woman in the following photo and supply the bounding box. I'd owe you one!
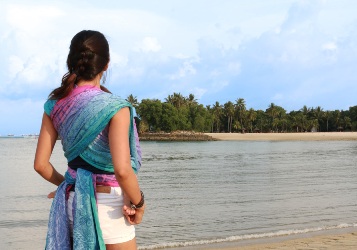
[34,30,145,250]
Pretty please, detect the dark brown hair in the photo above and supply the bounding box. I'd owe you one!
[49,30,111,99]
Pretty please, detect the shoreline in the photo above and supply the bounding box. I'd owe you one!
[205,132,357,141]
[139,131,216,141]
[165,228,357,250]
[3,132,357,142]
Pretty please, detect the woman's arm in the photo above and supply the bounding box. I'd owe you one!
[34,113,64,186]
[109,107,145,224]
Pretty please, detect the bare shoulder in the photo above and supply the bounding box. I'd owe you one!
[109,107,130,135]
[112,107,130,121]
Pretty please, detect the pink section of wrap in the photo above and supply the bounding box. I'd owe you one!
[67,167,119,187]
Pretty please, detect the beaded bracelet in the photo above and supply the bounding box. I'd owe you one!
[130,190,144,209]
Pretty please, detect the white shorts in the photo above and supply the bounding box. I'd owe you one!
[67,187,136,244]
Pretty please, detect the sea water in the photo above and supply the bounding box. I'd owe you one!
[0,138,356,249]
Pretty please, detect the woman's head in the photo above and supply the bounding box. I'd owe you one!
[67,30,109,81]
[50,30,111,99]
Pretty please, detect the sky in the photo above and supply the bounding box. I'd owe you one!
[1,0,357,134]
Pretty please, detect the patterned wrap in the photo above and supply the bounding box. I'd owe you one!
[44,85,142,249]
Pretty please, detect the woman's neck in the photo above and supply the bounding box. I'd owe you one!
[76,74,101,88]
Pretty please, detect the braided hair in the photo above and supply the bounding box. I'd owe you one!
[49,30,111,99]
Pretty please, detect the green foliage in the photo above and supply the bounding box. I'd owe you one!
[137,99,162,132]
[133,94,357,133]
[349,106,357,120]
[161,103,179,132]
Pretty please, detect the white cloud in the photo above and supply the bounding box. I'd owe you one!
[6,4,64,34]
[189,87,207,100]
[322,42,337,51]
[8,55,24,78]
[173,53,191,59]
[281,0,321,32]
[20,57,47,83]
[321,41,338,62]
[169,61,196,80]
[211,80,229,92]
[127,67,145,78]
[209,69,221,77]
[136,37,162,53]
[110,51,128,67]
[228,62,241,75]
[0,4,71,95]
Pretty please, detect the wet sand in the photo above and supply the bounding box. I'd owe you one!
[167,229,357,250]
[205,132,357,141]
[207,232,357,250]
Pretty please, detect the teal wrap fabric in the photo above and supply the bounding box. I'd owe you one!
[46,170,106,249]
[47,85,140,173]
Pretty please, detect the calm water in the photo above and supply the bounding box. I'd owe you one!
[0,138,356,249]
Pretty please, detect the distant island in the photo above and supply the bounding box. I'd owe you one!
[0,134,39,139]
[2,131,357,142]
[139,131,216,141]
[205,132,357,141]
[127,93,357,135]
[138,131,357,142]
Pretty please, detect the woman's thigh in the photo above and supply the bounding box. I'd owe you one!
[106,237,137,250]
[97,187,136,244]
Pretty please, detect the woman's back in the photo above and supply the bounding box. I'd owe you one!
[34,30,145,250]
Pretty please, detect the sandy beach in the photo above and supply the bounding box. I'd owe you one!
[168,230,357,250]
[207,232,357,250]
[205,132,357,141]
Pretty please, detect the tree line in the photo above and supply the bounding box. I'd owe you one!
[126,93,357,133]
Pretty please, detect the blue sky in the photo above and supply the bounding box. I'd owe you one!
[1,0,357,134]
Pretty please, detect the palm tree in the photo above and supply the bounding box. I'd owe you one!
[186,93,198,106]
[301,105,311,116]
[235,98,246,132]
[289,112,300,132]
[233,120,242,132]
[300,105,313,131]
[343,116,352,130]
[126,94,139,108]
[212,101,223,132]
[266,103,278,131]
[296,113,306,132]
[206,105,213,132]
[332,110,342,131]
[223,101,235,133]
[312,106,324,131]
[324,111,331,132]
[275,107,287,132]
[165,92,186,108]
[255,110,269,132]
[246,108,257,133]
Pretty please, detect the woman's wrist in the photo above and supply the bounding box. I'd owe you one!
[130,190,144,209]
[135,204,145,212]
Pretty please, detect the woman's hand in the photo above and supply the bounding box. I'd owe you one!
[47,190,56,199]
[122,204,145,225]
